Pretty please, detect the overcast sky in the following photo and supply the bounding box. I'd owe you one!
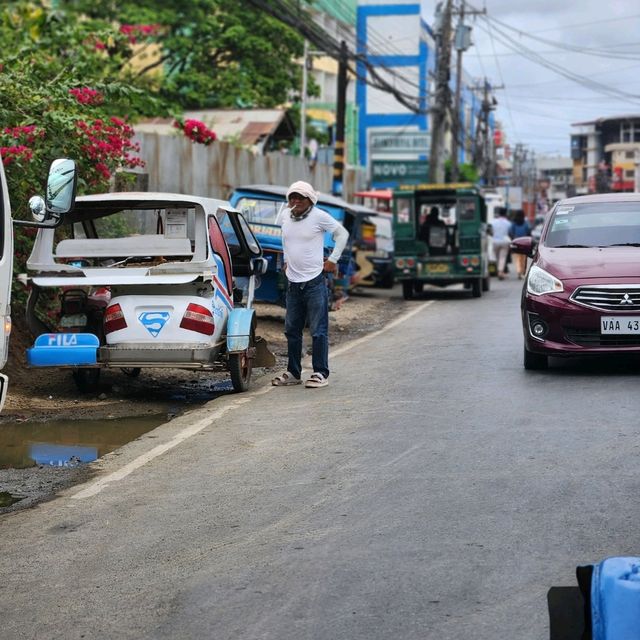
[427,1,640,158]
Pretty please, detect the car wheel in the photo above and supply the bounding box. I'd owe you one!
[73,368,101,393]
[523,346,548,370]
[471,279,482,298]
[229,328,254,392]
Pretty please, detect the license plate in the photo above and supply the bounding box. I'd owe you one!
[59,313,87,328]
[424,263,449,274]
[601,316,640,334]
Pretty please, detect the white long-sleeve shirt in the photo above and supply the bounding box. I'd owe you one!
[491,216,512,243]
[278,206,349,283]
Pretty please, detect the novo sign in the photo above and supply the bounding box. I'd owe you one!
[370,131,430,155]
[371,160,429,184]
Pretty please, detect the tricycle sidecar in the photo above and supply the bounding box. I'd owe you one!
[25,192,265,393]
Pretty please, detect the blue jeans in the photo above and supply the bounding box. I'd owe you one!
[285,273,329,379]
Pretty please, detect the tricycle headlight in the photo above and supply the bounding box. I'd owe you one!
[527,265,563,296]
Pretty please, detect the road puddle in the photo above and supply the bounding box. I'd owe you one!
[0,491,23,507]
[0,415,166,469]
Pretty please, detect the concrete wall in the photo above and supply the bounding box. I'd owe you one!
[133,132,364,201]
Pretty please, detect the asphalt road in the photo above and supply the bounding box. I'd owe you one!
[1,278,640,639]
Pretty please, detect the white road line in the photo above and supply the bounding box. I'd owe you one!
[69,300,434,501]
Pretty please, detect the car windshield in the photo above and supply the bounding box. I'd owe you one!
[235,197,281,226]
[545,202,640,248]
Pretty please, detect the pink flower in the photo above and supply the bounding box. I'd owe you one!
[174,119,217,145]
[69,87,104,106]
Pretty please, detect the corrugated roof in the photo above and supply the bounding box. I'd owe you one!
[135,108,290,147]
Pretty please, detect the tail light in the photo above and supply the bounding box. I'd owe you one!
[406,258,416,267]
[104,303,127,334]
[180,303,215,335]
[460,257,470,267]
[396,258,405,268]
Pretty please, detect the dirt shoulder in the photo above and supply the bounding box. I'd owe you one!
[0,286,407,513]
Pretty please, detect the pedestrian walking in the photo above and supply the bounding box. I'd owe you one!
[509,209,531,279]
[271,180,349,389]
[491,206,512,280]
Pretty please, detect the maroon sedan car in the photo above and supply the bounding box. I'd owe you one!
[511,193,640,370]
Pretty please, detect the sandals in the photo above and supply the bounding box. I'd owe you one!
[305,372,328,388]
[271,371,329,388]
[271,371,301,386]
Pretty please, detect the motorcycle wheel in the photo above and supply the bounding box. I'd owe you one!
[229,329,254,393]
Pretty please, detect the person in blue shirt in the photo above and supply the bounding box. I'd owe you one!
[509,209,531,279]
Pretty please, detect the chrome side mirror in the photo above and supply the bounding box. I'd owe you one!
[28,196,47,223]
[45,158,77,216]
[251,257,268,275]
[18,158,77,228]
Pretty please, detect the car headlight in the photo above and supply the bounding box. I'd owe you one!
[526,265,563,296]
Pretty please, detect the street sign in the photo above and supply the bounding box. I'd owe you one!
[371,160,429,186]
[369,131,430,155]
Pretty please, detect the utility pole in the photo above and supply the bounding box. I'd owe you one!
[450,1,485,182]
[429,0,453,184]
[472,79,502,185]
[332,40,348,196]
[300,39,308,160]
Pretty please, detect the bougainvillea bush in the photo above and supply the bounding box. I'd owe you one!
[0,2,165,306]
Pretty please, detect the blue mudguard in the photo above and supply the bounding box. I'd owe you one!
[27,333,99,367]
[591,557,640,639]
[226,309,255,352]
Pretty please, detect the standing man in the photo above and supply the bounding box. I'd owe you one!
[271,181,349,389]
[491,206,512,280]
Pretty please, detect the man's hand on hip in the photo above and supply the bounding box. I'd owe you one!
[323,259,337,274]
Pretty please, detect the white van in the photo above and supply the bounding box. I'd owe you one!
[0,158,79,411]
[0,153,12,411]
[481,189,506,275]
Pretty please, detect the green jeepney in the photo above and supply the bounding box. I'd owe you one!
[393,183,490,299]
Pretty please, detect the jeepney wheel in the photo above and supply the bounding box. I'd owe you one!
[229,328,255,393]
[482,275,490,292]
[72,368,101,393]
[471,279,482,298]
[402,281,414,300]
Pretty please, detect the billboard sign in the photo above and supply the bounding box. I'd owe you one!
[369,131,431,155]
[371,160,429,187]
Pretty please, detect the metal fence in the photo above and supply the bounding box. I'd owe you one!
[133,132,365,201]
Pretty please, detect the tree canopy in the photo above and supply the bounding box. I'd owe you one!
[58,0,305,109]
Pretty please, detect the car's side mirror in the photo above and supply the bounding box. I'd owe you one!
[250,257,268,275]
[15,158,77,228]
[510,236,534,257]
[45,158,77,216]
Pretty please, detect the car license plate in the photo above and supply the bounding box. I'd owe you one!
[424,263,449,274]
[59,313,88,328]
[601,316,640,334]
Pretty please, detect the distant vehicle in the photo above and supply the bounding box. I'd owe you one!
[25,190,266,392]
[530,214,546,242]
[229,184,362,306]
[348,206,394,289]
[512,193,640,369]
[481,188,506,275]
[393,183,490,299]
